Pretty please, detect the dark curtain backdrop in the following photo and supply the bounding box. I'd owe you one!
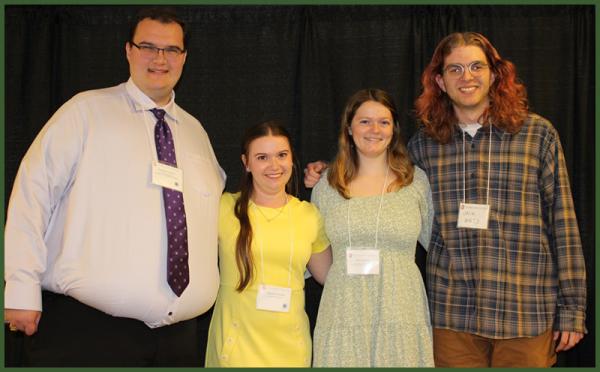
[4,5,594,367]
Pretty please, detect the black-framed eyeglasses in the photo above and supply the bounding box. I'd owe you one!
[443,61,489,78]
[130,41,186,60]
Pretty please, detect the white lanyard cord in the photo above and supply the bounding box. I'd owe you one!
[486,125,492,204]
[253,195,294,287]
[462,130,466,203]
[462,124,492,204]
[347,166,389,249]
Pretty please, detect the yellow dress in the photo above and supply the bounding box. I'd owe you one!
[205,192,329,367]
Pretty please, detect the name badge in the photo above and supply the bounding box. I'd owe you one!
[346,248,380,275]
[457,202,490,229]
[256,284,291,313]
[152,161,184,192]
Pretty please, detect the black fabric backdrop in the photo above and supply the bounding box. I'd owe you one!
[4,5,595,367]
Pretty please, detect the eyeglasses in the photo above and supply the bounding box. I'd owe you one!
[130,41,185,60]
[443,61,489,78]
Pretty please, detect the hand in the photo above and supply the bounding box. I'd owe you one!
[553,330,584,352]
[303,161,328,188]
[5,308,42,336]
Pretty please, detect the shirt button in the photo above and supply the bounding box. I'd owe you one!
[232,321,239,328]
[471,143,476,149]
[227,337,233,344]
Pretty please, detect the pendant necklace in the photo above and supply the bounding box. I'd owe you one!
[253,194,289,222]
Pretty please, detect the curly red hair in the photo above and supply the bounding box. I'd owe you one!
[415,32,528,144]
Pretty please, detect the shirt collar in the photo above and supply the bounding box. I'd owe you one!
[125,78,178,122]
[452,121,506,140]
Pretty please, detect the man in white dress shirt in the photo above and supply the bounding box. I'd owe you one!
[4,7,224,366]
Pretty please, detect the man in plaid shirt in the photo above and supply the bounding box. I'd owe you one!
[408,32,586,367]
[304,31,586,367]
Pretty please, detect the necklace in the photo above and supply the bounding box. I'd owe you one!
[253,194,289,222]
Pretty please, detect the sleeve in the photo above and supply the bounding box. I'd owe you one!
[203,121,226,193]
[407,130,426,170]
[540,126,587,334]
[309,175,323,209]
[310,204,330,254]
[4,99,85,311]
[218,192,237,239]
[218,193,235,225]
[414,167,434,251]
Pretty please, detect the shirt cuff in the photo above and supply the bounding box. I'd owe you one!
[4,281,43,311]
[554,306,587,334]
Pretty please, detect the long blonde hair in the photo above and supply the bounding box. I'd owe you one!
[328,89,414,198]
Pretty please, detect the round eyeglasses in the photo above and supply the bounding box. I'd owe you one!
[443,61,489,78]
[130,41,185,60]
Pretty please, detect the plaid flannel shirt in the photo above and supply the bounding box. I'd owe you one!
[408,113,586,338]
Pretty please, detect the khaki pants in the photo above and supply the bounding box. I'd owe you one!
[433,328,556,367]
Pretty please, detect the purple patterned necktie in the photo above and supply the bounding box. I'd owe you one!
[151,108,189,297]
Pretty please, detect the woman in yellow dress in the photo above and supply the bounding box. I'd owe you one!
[205,121,332,367]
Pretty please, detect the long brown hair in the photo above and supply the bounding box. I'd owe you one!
[414,32,528,144]
[328,89,414,198]
[234,121,298,291]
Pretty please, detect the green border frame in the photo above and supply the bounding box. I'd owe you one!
[0,2,596,372]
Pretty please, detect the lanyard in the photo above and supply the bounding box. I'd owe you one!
[347,166,389,249]
[462,124,492,204]
[251,195,294,287]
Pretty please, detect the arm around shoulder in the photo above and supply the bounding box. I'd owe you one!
[304,160,328,189]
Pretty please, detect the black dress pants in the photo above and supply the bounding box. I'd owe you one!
[8,291,204,367]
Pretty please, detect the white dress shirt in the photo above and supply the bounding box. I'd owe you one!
[5,79,225,328]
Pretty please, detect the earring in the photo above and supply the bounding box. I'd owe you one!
[348,128,353,136]
[246,167,250,172]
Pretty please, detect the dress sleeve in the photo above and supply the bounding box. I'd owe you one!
[218,192,236,227]
[310,203,330,254]
[414,167,434,251]
[310,173,325,209]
